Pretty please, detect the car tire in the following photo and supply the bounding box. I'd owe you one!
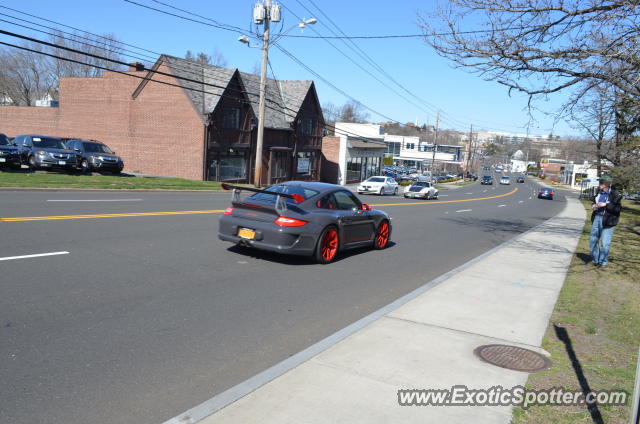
[80,159,90,174]
[379,187,385,196]
[394,187,398,196]
[28,156,38,172]
[315,225,340,264]
[373,220,390,250]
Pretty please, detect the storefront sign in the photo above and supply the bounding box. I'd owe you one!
[297,157,310,174]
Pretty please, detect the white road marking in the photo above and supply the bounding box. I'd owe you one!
[0,251,69,261]
[465,192,473,195]
[498,204,507,207]
[483,190,487,192]
[529,196,532,199]
[46,199,143,202]
[518,200,524,204]
[438,194,449,197]
[456,209,472,213]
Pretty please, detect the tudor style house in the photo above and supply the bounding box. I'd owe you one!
[0,55,325,183]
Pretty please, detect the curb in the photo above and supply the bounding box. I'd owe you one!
[0,187,226,193]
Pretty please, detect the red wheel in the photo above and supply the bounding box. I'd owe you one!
[374,220,390,249]
[315,226,339,264]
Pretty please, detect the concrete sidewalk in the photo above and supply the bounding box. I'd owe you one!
[191,196,586,424]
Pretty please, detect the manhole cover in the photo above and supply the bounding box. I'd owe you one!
[474,344,551,372]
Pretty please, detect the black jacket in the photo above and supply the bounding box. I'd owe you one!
[591,189,623,228]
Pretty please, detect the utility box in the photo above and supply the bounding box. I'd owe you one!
[253,2,265,24]
[270,4,281,22]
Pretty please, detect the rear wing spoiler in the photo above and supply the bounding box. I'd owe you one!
[221,183,304,215]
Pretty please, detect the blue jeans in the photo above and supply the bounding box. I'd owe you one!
[590,215,615,265]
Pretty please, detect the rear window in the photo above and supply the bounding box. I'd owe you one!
[248,184,319,204]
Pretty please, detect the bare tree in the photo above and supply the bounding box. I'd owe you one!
[338,100,369,123]
[567,84,616,176]
[185,48,228,67]
[418,1,640,105]
[50,31,125,79]
[0,42,55,106]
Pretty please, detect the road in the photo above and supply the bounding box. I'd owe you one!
[0,177,566,424]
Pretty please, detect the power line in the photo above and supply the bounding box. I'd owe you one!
[0,32,389,144]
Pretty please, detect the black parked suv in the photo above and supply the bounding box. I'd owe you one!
[0,133,21,170]
[15,134,77,171]
[481,175,494,185]
[65,139,124,174]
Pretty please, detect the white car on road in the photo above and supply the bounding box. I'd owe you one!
[357,176,399,196]
[404,181,439,199]
[500,176,511,185]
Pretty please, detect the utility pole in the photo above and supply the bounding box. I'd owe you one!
[464,124,473,181]
[429,111,439,185]
[254,0,271,187]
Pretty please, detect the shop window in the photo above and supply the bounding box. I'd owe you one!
[297,151,315,174]
[272,151,289,179]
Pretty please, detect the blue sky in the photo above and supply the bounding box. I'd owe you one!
[0,0,575,136]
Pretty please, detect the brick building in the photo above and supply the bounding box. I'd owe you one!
[0,55,325,182]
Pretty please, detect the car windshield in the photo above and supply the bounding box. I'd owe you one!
[32,137,66,149]
[83,142,114,154]
[366,177,385,183]
[413,182,428,187]
[248,184,320,204]
[0,134,10,145]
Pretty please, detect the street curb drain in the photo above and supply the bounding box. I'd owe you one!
[474,344,551,372]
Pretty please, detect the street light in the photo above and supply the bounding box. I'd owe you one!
[238,1,317,187]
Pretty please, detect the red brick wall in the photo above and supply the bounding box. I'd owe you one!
[321,136,340,184]
[0,66,205,180]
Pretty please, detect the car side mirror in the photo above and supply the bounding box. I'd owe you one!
[361,203,372,212]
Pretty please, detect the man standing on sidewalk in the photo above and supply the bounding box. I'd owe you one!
[590,178,623,268]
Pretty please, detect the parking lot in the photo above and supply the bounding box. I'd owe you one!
[0,176,567,424]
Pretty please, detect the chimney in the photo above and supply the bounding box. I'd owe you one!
[128,62,145,72]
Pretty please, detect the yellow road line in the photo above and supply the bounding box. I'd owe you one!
[0,188,518,222]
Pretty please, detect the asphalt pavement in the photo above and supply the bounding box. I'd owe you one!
[0,176,567,424]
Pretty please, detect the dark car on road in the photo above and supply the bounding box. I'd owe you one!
[516,176,525,183]
[0,133,21,170]
[15,134,77,172]
[481,175,494,185]
[538,187,554,200]
[218,181,392,264]
[65,139,124,174]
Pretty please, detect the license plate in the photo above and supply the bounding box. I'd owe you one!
[0,158,5,162]
[238,228,255,240]
[58,161,66,165]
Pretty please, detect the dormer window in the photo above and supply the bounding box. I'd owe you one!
[300,117,314,136]
[222,107,241,129]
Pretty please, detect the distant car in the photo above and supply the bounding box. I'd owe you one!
[538,187,554,200]
[357,176,399,196]
[481,175,494,185]
[15,134,77,172]
[500,176,511,185]
[218,182,392,264]
[0,133,21,170]
[516,176,525,183]
[65,139,124,174]
[404,181,439,199]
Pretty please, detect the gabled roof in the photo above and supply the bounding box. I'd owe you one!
[134,55,318,130]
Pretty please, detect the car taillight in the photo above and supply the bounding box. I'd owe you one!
[223,207,234,215]
[274,216,308,227]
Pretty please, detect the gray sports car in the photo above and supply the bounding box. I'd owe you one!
[218,181,392,264]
